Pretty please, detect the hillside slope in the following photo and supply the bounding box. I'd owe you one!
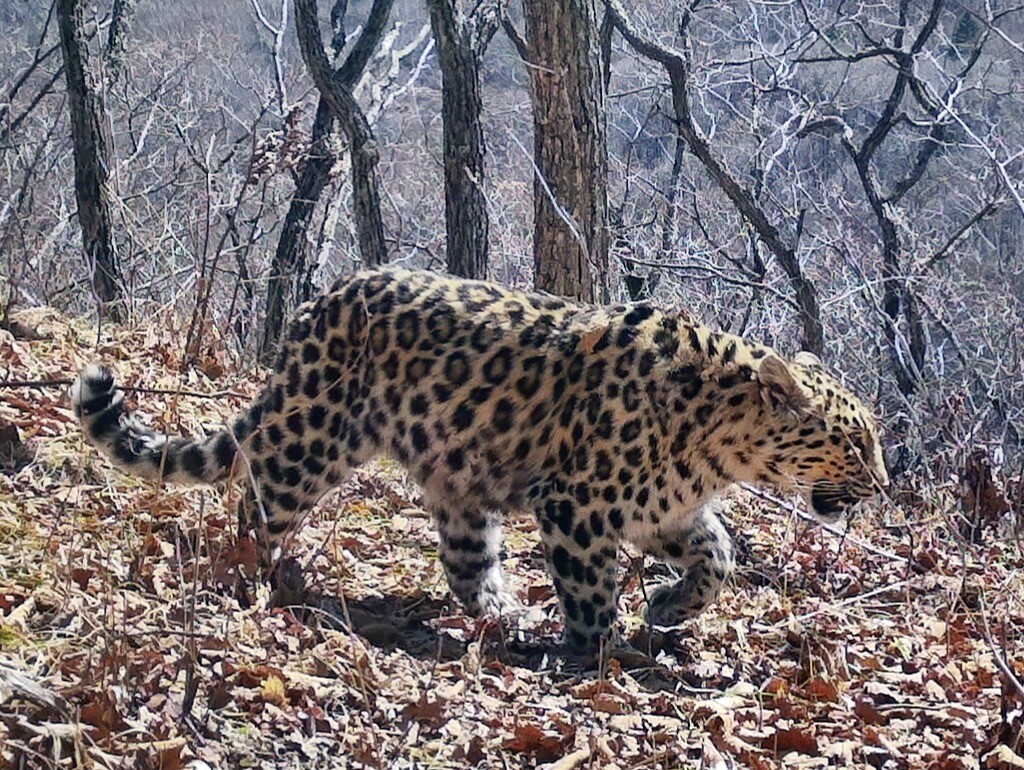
[0,310,1021,768]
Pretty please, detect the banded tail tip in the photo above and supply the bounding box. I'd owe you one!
[71,364,122,420]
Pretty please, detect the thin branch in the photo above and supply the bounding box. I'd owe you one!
[885,121,947,204]
[0,378,248,401]
[249,0,288,113]
[917,296,1023,448]
[507,127,589,264]
[1,42,61,115]
[917,196,1000,274]
[740,485,906,562]
[794,47,902,65]
[979,591,1024,701]
[925,78,1024,220]
[0,66,65,146]
[857,0,944,167]
[501,14,529,62]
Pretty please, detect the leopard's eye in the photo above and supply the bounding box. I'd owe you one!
[848,432,876,465]
[839,432,865,461]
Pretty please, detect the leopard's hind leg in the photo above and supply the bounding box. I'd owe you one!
[429,502,518,617]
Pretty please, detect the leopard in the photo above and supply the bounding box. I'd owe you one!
[71,267,889,653]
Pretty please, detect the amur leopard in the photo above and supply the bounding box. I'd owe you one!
[72,268,889,652]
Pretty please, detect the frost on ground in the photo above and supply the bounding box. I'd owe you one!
[1,310,1022,769]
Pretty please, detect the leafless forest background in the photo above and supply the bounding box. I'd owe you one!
[2,0,1024,511]
[3,2,1024,766]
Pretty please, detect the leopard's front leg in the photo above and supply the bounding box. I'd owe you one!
[635,500,735,626]
[534,482,621,652]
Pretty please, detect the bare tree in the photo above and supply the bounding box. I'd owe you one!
[56,0,125,321]
[605,0,824,354]
[262,0,394,358]
[427,0,502,279]
[508,0,610,302]
[796,0,994,398]
[294,0,391,270]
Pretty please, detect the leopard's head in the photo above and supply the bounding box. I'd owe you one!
[754,351,889,521]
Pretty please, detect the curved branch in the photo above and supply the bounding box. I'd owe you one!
[605,0,824,354]
[337,0,393,85]
[501,15,530,61]
[470,0,503,56]
[293,0,390,267]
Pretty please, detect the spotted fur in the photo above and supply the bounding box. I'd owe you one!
[72,268,888,651]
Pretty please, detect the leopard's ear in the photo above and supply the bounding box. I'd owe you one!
[793,351,823,369]
[758,355,811,415]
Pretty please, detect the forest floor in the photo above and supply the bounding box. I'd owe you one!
[1,308,1022,769]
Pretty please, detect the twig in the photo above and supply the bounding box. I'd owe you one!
[0,378,74,389]
[0,378,248,400]
[125,385,250,400]
[0,662,70,717]
[179,494,206,720]
[788,577,916,624]
[979,590,1024,701]
[739,484,906,562]
[506,127,590,266]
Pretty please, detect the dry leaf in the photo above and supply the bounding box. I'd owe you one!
[404,695,445,726]
[591,693,626,714]
[579,327,609,354]
[854,696,887,725]
[79,694,123,739]
[763,726,818,755]
[504,722,574,761]
[260,675,289,708]
[984,745,1024,769]
[803,677,840,702]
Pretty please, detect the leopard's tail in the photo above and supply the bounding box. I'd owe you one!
[71,364,263,485]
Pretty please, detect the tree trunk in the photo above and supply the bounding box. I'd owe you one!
[262,0,394,358]
[56,0,125,321]
[293,0,391,269]
[261,98,335,360]
[854,140,927,398]
[104,0,136,83]
[521,0,609,302]
[660,58,824,352]
[427,0,499,280]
